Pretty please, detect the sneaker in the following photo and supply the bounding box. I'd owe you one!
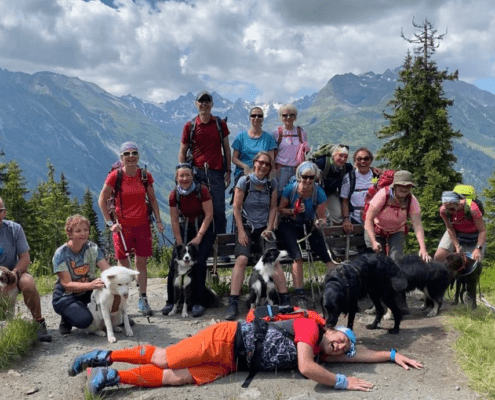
[87,367,120,395]
[68,349,112,377]
[59,318,72,335]
[138,297,153,316]
[161,303,174,316]
[225,297,239,321]
[36,320,52,343]
[192,304,205,318]
[295,294,308,310]
[117,317,135,327]
[280,293,291,307]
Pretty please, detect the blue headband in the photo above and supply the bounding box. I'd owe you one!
[334,326,356,358]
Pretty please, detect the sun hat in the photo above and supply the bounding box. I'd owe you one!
[391,170,416,188]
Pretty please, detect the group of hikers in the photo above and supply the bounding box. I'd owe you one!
[0,90,486,394]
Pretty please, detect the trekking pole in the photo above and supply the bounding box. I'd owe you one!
[110,212,133,269]
[317,223,341,265]
[297,224,320,309]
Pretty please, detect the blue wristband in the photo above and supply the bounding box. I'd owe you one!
[334,374,348,390]
[390,348,397,362]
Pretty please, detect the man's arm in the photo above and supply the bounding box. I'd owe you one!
[13,251,30,276]
[179,142,189,163]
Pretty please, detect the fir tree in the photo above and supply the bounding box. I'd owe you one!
[0,161,31,225]
[376,19,462,251]
[81,187,101,245]
[482,172,495,265]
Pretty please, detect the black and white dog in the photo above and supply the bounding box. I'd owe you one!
[248,248,288,309]
[169,244,198,317]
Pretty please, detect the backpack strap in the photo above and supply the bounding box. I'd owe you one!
[277,126,284,146]
[241,318,268,388]
[322,156,332,180]
[296,126,302,143]
[188,115,228,170]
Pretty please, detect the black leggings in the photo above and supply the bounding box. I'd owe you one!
[52,286,93,328]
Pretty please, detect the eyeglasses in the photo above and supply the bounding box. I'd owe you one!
[0,208,6,212]
[256,160,271,167]
[282,114,296,118]
[122,151,139,157]
[250,114,264,119]
[356,157,370,162]
[301,175,315,180]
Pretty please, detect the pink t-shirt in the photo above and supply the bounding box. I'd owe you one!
[439,201,482,234]
[370,187,421,234]
[273,127,308,166]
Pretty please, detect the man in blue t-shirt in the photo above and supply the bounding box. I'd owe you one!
[0,197,51,342]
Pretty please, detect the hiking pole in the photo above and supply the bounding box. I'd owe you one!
[317,223,341,265]
[110,211,133,268]
[298,223,320,309]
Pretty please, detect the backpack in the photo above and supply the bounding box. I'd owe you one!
[241,305,325,388]
[347,168,380,213]
[107,161,152,222]
[361,170,412,233]
[449,184,485,220]
[288,179,319,215]
[186,115,228,169]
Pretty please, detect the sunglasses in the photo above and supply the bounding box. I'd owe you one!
[122,151,139,157]
[250,114,264,119]
[256,160,271,167]
[356,156,370,162]
[301,175,315,180]
[0,208,6,212]
[282,113,296,118]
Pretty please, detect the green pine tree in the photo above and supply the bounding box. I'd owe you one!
[376,19,462,251]
[482,171,495,266]
[0,161,31,226]
[81,187,101,245]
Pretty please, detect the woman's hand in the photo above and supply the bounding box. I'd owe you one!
[394,353,423,370]
[156,221,164,233]
[371,240,382,254]
[189,234,202,246]
[238,230,249,246]
[110,222,122,233]
[472,248,483,262]
[243,166,252,176]
[418,249,432,262]
[91,278,105,290]
[347,376,374,392]
[342,218,353,234]
[315,218,326,229]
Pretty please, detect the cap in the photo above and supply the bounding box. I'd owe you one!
[196,91,213,102]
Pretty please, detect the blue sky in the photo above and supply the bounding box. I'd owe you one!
[1,0,494,103]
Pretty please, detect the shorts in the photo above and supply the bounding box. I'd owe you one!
[234,226,277,258]
[277,220,331,263]
[113,223,152,259]
[166,321,238,385]
[325,193,343,225]
[437,230,485,256]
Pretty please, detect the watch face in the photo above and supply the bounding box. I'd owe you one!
[106,221,113,227]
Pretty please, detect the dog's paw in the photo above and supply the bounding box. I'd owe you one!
[182,310,189,318]
[169,305,178,316]
[426,310,438,317]
[387,328,400,334]
[125,329,134,337]
[95,330,107,337]
[113,326,123,333]
[107,335,117,343]
[365,323,379,330]
[383,309,393,320]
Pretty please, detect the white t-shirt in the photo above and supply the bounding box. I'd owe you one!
[340,169,374,223]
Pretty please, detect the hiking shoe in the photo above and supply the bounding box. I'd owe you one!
[138,297,153,316]
[68,349,112,377]
[280,293,291,307]
[295,294,308,310]
[225,297,239,321]
[192,304,205,318]
[87,367,120,395]
[118,317,135,327]
[37,320,52,343]
[161,303,174,315]
[59,318,72,335]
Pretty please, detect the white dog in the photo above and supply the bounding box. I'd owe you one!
[0,266,18,320]
[84,266,139,343]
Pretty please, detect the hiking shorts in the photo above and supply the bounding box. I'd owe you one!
[165,321,238,385]
[234,226,277,258]
[113,223,152,259]
[437,230,484,256]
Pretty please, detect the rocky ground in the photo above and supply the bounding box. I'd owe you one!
[0,278,485,400]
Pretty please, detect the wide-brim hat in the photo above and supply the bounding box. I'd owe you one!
[391,170,416,188]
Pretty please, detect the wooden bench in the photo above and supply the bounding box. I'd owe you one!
[207,224,366,277]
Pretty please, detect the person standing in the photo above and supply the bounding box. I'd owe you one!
[179,91,231,234]
[0,197,52,342]
[98,142,164,316]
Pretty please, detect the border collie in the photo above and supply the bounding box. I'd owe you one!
[248,248,288,309]
[169,244,198,317]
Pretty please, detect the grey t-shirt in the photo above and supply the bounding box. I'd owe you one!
[0,220,30,270]
[236,176,277,229]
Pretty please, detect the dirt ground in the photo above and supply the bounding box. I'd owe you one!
[0,278,485,400]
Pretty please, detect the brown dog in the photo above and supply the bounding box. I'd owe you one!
[0,266,19,319]
[444,253,482,310]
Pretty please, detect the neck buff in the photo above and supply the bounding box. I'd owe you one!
[249,172,268,186]
[177,181,197,196]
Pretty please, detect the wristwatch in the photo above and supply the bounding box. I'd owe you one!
[476,245,483,250]
[106,220,114,227]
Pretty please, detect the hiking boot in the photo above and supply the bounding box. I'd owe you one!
[138,297,153,316]
[280,293,291,307]
[192,304,205,318]
[87,367,120,395]
[225,296,239,321]
[118,317,135,327]
[59,318,72,335]
[295,294,308,310]
[37,320,52,343]
[68,349,112,377]
[161,303,174,315]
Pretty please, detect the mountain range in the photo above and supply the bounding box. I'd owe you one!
[0,67,494,226]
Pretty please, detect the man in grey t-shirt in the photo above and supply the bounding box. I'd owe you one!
[0,197,51,342]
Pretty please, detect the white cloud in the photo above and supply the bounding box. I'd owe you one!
[0,0,494,103]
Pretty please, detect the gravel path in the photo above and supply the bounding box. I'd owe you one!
[0,278,485,400]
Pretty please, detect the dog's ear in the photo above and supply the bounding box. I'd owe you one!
[176,244,184,253]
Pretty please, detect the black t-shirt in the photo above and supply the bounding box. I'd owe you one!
[314,156,353,196]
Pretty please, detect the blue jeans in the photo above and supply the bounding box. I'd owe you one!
[195,168,227,234]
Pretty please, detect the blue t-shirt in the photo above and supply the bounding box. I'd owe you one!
[282,181,327,223]
[53,241,105,283]
[0,220,30,270]
[232,131,277,178]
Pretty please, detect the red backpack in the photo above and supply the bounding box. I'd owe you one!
[362,169,412,234]
[246,305,325,326]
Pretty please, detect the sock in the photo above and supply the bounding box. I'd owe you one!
[110,345,156,365]
[118,365,164,387]
[230,295,240,301]
[140,293,147,298]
